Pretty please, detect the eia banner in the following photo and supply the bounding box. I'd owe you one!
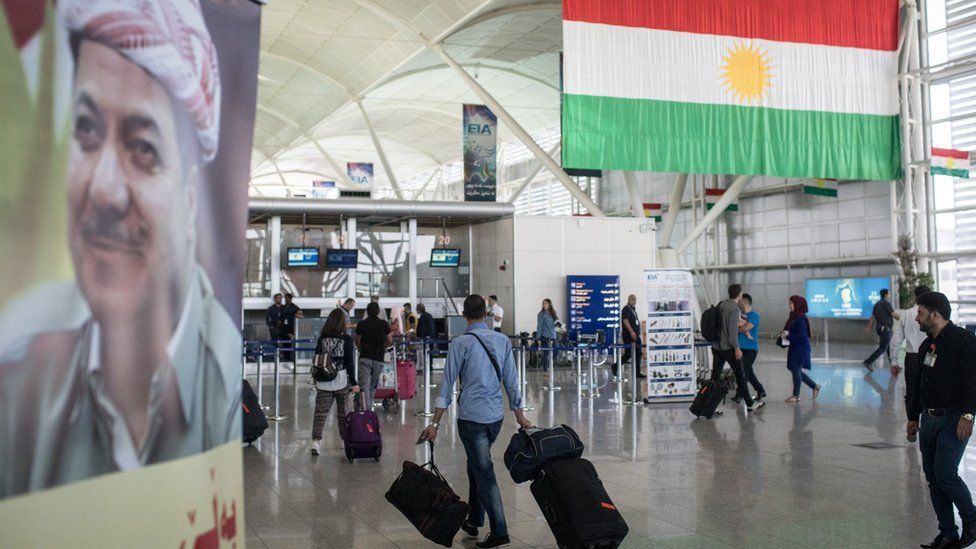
[0,0,260,545]
[463,104,497,201]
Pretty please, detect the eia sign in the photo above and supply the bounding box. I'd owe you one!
[465,123,492,135]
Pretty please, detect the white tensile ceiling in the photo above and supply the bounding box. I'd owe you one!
[251,0,563,198]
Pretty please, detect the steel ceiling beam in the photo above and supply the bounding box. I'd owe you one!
[375,63,559,93]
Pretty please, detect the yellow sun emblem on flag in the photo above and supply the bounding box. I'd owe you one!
[720,41,773,105]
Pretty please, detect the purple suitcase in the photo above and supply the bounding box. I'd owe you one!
[344,394,382,462]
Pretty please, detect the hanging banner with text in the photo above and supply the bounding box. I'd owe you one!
[347,162,374,190]
[463,104,497,201]
[0,0,260,544]
[643,269,696,402]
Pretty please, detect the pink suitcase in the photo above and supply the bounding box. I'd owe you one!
[397,360,417,400]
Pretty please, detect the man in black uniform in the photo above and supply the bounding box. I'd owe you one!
[266,293,285,343]
[907,292,976,549]
[282,293,303,362]
[864,288,900,371]
[620,294,645,379]
[416,303,437,340]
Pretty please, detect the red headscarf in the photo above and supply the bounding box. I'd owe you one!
[784,295,809,330]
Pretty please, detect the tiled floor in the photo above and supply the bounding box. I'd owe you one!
[243,342,958,548]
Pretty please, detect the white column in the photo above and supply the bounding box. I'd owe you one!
[346,217,357,300]
[660,173,689,247]
[623,171,646,218]
[408,218,418,307]
[676,175,751,255]
[357,100,405,199]
[269,215,281,299]
[427,42,606,216]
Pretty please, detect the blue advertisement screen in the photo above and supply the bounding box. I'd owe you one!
[325,249,359,269]
[567,275,620,342]
[287,247,319,267]
[430,248,461,267]
[805,277,890,319]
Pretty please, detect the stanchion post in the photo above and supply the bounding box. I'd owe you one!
[268,347,287,421]
[576,347,583,398]
[256,351,265,407]
[623,341,644,406]
[543,343,561,391]
[588,348,600,398]
[415,340,433,417]
[615,344,624,404]
[519,344,535,411]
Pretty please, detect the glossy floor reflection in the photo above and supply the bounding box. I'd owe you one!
[243,342,950,548]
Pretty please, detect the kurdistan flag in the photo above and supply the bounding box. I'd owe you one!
[642,203,662,221]
[931,148,970,178]
[561,0,902,181]
[804,179,838,197]
[704,188,737,212]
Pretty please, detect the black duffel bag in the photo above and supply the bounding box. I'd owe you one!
[504,424,584,484]
[386,443,469,547]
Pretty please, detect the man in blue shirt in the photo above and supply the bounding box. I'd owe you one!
[422,295,533,549]
[737,293,766,403]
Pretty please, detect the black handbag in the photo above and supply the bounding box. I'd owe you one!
[504,424,584,484]
[386,443,469,547]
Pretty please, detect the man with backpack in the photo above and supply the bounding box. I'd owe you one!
[421,295,533,548]
[706,284,764,412]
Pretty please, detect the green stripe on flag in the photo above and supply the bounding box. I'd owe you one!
[706,202,738,212]
[803,185,838,197]
[562,94,902,181]
[932,166,970,178]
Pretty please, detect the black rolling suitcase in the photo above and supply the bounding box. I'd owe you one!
[242,379,269,444]
[530,458,628,549]
[386,444,469,547]
[689,380,727,419]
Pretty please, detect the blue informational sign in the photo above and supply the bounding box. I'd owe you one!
[806,277,891,319]
[287,247,319,267]
[325,248,359,269]
[566,275,620,342]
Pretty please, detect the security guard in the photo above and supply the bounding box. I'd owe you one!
[907,291,976,549]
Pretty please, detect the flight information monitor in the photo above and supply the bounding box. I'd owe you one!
[806,277,891,319]
[286,247,319,267]
[430,248,461,267]
[325,248,359,269]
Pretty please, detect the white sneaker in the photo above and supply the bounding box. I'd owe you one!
[310,439,321,456]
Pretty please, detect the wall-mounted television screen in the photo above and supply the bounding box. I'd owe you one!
[326,248,359,269]
[805,277,891,319]
[430,248,461,267]
[286,247,319,267]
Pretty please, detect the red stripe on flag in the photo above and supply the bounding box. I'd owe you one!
[704,188,725,197]
[642,203,662,209]
[563,0,898,52]
[932,148,970,160]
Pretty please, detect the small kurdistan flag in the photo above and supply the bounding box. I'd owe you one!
[642,203,662,222]
[704,188,737,212]
[932,148,970,178]
[804,178,838,197]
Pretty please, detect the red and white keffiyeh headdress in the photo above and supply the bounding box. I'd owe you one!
[59,0,221,161]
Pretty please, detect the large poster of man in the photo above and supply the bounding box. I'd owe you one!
[0,0,259,542]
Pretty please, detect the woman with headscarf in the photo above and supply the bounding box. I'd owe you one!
[781,296,821,403]
[389,304,405,337]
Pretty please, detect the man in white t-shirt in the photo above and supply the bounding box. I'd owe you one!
[890,285,931,426]
[488,295,504,333]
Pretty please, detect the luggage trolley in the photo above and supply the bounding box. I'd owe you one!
[373,359,399,410]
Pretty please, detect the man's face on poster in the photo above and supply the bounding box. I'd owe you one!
[67,40,196,321]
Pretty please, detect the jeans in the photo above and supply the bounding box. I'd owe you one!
[790,368,817,397]
[864,325,893,365]
[539,337,552,372]
[457,419,507,537]
[620,339,643,376]
[920,413,976,538]
[741,349,766,397]
[711,348,753,406]
[356,358,385,410]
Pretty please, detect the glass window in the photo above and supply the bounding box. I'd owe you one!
[243,224,271,298]
[355,227,409,297]
[280,224,346,298]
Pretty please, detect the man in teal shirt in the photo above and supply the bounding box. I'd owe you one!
[737,293,766,403]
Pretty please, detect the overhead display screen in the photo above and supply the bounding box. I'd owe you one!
[286,247,319,267]
[806,277,890,319]
[430,248,461,267]
[566,275,620,342]
[325,248,359,269]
